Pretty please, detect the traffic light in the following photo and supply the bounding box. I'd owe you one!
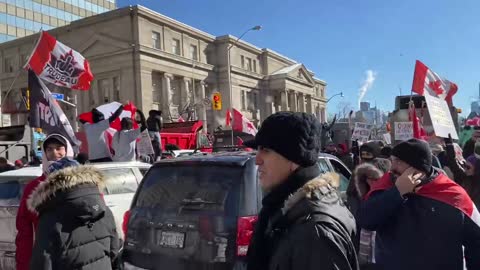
[212,92,222,110]
[456,108,462,114]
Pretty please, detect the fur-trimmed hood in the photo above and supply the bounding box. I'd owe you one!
[353,163,386,197]
[282,172,340,215]
[27,165,105,213]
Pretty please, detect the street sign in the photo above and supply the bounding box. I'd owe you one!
[51,93,64,100]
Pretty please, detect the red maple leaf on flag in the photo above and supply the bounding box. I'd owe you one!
[428,80,444,95]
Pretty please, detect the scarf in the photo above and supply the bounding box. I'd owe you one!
[365,171,480,227]
[246,165,321,270]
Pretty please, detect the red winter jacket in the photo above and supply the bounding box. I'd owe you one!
[15,174,46,270]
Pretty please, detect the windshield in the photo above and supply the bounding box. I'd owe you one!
[135,165,242,214]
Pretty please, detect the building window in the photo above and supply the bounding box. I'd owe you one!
[98,78,112,103]
[152,72,162,103]
[21,54,29,67]
[245,58,252,72]
[172,38,180,55]
[241,55,245,68]
[113,76,120,101]
[241,90,246,110]
[4,57,13,73]
[152,31,161,49]
[247,91,257,111]
[253,60,257,73]
[189,44,198,60]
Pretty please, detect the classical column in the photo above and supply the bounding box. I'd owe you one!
[264,93,274,118]
[162,73,173,117]
[139,69,153,113]
[197,81,207,132]
[306,95,313,114]
[281,90,288,111]
[289,91,297,112]
[297,93,306,112]
[321,107,326,122]
[181,78,192,108]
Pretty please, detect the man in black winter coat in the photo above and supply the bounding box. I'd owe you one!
[147,110,164,161]
[358,139,480,270]
[245,112,359,270]
[28,158,120,270]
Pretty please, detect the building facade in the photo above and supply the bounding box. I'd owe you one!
[0,5,327,132]
[0,0,116,42]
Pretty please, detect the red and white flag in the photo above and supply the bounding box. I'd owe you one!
[412,60,458,104]
[232,108,257,136]
[26,31,94,90]
[78,102,137,154]
[78,101,138,131]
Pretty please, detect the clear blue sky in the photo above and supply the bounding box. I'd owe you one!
[118,0,480,116]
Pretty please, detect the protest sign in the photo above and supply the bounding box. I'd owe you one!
[383,133,392,145]
[351,122,373,143]
[394,122,414,141]
[137,129,154,156]
[424,94,458,139]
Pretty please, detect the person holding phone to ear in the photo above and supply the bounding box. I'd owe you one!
[358,139,480,270]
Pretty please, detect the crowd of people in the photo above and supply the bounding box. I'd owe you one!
[0,151,42,173]
[79,105,164,164]
[245,112,480,270]
[2,109,480,269]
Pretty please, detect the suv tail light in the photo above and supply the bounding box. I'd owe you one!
[236,216,258,257]
[123,210,131,236]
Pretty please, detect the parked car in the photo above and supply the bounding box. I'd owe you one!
[122,152,351,270]
[0,161,151,270]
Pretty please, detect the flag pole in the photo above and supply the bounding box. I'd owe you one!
[1,29,42,109]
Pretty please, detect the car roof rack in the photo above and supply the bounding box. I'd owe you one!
[194,145,254,153]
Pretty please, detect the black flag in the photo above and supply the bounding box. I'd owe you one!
[28,69,80,153]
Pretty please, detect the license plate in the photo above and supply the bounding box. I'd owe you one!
[158,231,185,249]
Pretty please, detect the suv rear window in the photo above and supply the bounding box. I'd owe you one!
[134,165,242,215]
[102,168,138,195]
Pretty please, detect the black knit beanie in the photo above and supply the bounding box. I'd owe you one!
[360,141,381,160]
[244,112,321,167]
[392,139,432,173]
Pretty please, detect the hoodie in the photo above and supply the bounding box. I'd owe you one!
[15,134,74,270]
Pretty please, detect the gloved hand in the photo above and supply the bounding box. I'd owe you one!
[445,133,453,145]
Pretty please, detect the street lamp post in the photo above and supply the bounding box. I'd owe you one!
[326,92,344,103]
[227,25,261,145]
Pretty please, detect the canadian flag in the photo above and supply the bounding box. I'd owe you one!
[78,101,138,131]
[79,102,138,154]
[26,31,94,90]
[232,109,257,136]
[412,60,458,104]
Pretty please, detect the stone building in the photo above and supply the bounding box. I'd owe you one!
[0,5,327,132]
